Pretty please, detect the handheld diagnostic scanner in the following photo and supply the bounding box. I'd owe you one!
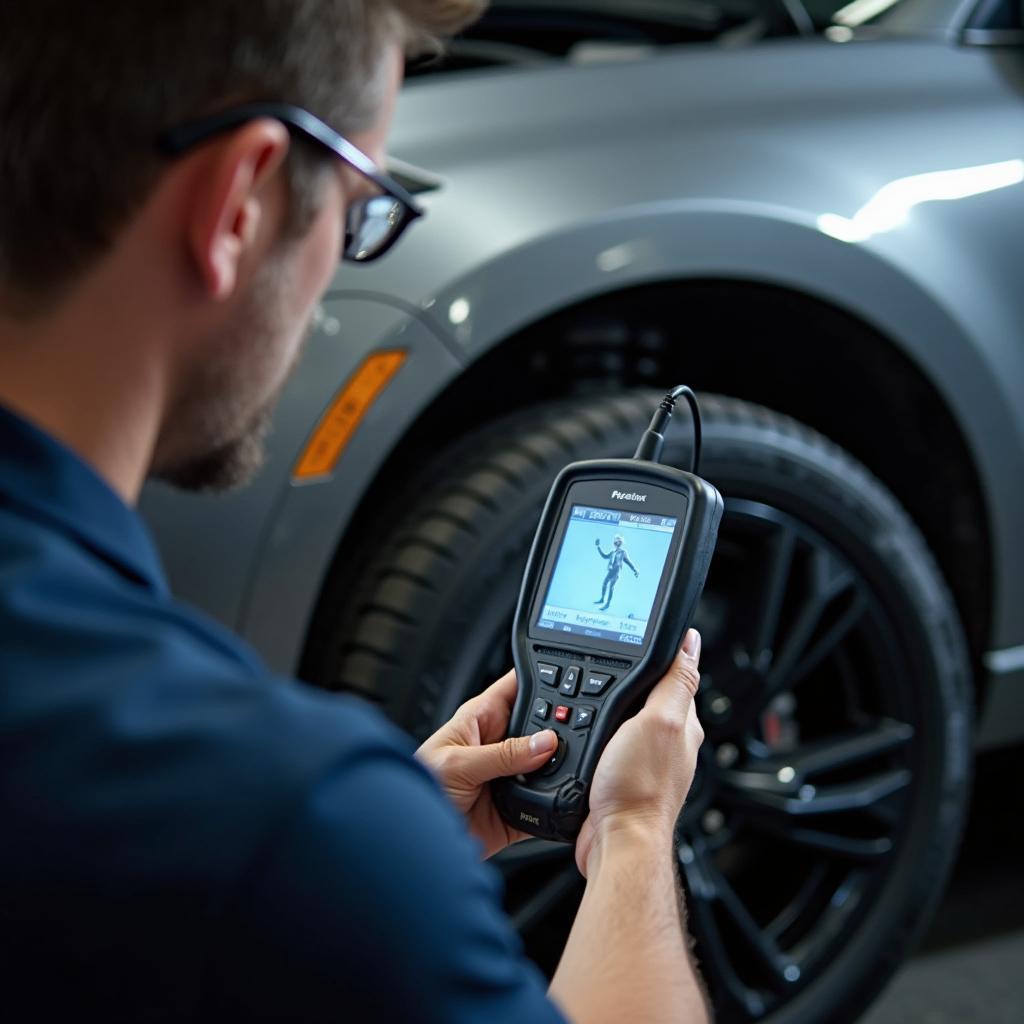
[493,387,723,842]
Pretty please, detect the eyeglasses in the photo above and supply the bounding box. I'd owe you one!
[159,102,424,264]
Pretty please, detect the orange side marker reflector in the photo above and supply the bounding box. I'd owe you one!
[292,350,407,482]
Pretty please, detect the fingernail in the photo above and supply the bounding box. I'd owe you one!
[682,628,701,659]
[529,730,557,755]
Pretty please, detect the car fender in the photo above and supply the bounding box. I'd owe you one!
[412,198,1024,660]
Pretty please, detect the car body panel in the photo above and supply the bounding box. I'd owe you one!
[143,33,1024,743]
[356,37,1024,647]
[238,299,464,672]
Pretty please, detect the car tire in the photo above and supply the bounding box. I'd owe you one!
[306,391,972,1023]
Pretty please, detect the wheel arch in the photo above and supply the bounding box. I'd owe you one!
[300,272,998,715]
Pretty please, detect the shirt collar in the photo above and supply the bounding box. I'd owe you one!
[0,403,168,594]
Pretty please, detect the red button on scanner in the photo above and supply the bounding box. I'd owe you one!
[554,705,570,723]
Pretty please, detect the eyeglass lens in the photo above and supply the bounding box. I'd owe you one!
[344,195,406,263]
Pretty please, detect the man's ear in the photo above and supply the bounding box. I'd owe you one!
[184,120,291,301]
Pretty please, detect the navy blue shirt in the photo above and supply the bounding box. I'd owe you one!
[0,404,564,1022]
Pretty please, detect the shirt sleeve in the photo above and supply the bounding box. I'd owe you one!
[203,726,568,1024]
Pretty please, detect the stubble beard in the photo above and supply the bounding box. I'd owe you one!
[153,403,275,493]
[152,256,312,494]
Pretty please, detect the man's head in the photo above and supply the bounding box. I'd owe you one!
[0,0,482,492]
[614,535,623,547]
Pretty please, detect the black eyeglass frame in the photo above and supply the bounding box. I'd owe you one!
[159,102,425,264]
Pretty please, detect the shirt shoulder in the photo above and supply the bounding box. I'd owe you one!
[0,506,431,1015]
[0,503,413,836]
[1,509,563,1023]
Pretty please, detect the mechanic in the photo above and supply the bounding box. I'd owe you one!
[0,3,708,1021]
[594,534,640,610]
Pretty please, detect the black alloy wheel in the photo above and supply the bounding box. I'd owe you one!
[307,392,971,1023]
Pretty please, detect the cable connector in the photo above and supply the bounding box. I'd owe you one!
[632,385,703,474]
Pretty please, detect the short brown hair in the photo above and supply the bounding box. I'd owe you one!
[0,0,483,310]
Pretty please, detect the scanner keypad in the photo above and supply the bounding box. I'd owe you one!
[529,648,632,778]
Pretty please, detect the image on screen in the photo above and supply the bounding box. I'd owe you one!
[536,504,677,647]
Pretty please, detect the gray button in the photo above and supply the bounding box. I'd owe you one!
[536,662,560,687]
[582,672,613,695]
[571,706,595,730]
[559,671,580,697]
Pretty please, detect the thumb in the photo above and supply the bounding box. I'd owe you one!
[643,628,702,715]
[464,730,558,783]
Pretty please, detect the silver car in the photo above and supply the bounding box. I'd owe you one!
[143,0,1024,1019]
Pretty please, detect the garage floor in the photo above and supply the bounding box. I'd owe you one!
[862,744,1024,1023]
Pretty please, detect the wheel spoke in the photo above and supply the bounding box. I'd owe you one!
[793,719,914,776]
[764,864,828,942]
[725,719,913,791]
[720,720,915,828]
[705,860,794,989]
[787,590,867,689]
[742,718,914,782]
[509,863,581,934]
[748,819,894,861]
[750,527,797,664]
[680,846,773,1019]
[684,841,799,994]
[721,757,903,858]
[722,767,911,817]
[761,548,858,704]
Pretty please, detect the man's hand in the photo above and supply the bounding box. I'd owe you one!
[416,670,557,859]
[575,628,703,877]
[551,629,710,1023]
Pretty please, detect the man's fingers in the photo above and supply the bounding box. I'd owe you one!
[643,629,702,717]
[457,729,558,783]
